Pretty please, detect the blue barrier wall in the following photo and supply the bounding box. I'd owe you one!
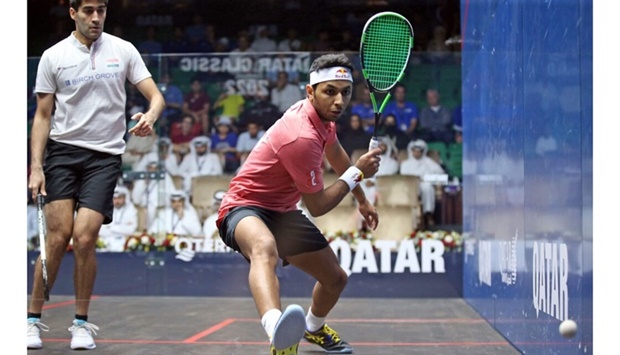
[461,0,592,353]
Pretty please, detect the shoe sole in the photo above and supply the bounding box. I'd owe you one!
[272,304,306,351]
[70,343,96,350]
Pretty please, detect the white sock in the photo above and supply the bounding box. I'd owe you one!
[306,307,325,332]
[261,309,282,340]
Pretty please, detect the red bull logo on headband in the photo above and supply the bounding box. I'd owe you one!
[309,66,353,85]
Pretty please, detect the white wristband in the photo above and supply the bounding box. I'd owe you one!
[338,166,364,191]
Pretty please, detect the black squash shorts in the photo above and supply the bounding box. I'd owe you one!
[43,139,122,225]
[218,205,329,266]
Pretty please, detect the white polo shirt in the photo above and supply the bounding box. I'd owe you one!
[35,32,152,155]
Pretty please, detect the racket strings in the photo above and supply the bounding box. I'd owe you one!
[362,16,413,91]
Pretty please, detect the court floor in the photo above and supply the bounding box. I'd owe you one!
[26,295,521,355]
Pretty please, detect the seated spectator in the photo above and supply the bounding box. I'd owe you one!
[170,113,203,154]
[383,83,419,136]
[376,113,411,152]
[339,113,371,158]
[277,27,307,51]
[236,121,265,166]
[237,92,281,131]
[270,71,303,115]
[201,190,232,252]
[131,161,178,228]
[121,130,158,171]
[163,26,189,54]
[178,135,224,194]
[158,72,185,130]
[418,88,453,144]
[250,25,277,52]
[210,117,240,174]
[230,33,255,53]
[399,139,446,228]
[98,186,138,252]
[213,89,246,128]
[148,190,202,238]
[350,86,376,134]
[376,136,399,176]
[182,79,212,135]
[137,25,163,56]
[425,25,451,64]
[136,137,184,177]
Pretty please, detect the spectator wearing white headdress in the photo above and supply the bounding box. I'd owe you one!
[98,186,138,252]
[177,135,223,195]
[399,139,445,227]
[131,160,178,227]
[202,190,233,252]
[136,137,183,177]
[148,190,202,237]
[375,136,400,176]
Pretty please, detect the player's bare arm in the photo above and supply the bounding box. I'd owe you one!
[128,77,166,137]
[324,139,381,229]
[28,93,55,199]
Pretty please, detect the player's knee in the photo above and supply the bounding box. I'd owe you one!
[324,267,348,293]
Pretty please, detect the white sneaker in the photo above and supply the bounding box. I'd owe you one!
[68,320,99,350]
[27,319,49,349]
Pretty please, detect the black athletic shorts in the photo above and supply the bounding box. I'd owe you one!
[218,206,329,266]
[44,139,122,225]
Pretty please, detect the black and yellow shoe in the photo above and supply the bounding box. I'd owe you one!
[304,323,353,354]
[270,342,299,355]
[269,304,306,355]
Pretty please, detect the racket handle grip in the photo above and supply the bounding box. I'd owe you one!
[368,137,379,151]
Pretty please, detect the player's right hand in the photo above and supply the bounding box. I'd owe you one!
[355,147,382,179]
[28,166,46,200]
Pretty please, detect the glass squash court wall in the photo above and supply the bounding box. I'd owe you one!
[460,0,593,353]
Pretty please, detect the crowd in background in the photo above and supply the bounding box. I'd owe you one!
[26,0,465,250]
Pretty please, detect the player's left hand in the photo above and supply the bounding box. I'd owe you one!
[358,198,379,230]
[128,112,155,137]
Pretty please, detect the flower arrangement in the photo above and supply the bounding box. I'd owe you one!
[123,232,178,252]
[407,230,463,252]
[324,228,463,252]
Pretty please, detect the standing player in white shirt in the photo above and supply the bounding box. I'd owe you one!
[27,0,165,350]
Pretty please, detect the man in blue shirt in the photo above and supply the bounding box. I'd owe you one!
[383,83,419,136]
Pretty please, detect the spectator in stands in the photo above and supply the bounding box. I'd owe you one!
[376,136,400,176]
[383,83,419,136]
[163,26,189,54]
[237,92,281,131]
[399,139,446,228]
[213,88,246,128]
[194,23,217,53]
[270,71,303,115]
[137,26,163,55]
[131,160,178,228]
[182,78,212,135]
[277,27,306,52]
[178,135,223,194]
[136,137,184,177]
[339,113,371,159]
[425,25,451,64]
[122,129,158,171]
[250,25,277,52]
[158,72,185,131]
[309,28,333,52]
[336,28,358,51]
[98,186,138,252]
[170,113,203,151]
[236,121,264,166]
[148,190,202,237]
[265,53,301,86]
[184,14,207,44]
[376,113,411,152]
[350,86,376,134]
[210,117,240,174]
[202,190,232,252]
[418,88,453,144]
[231,33,255,53]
